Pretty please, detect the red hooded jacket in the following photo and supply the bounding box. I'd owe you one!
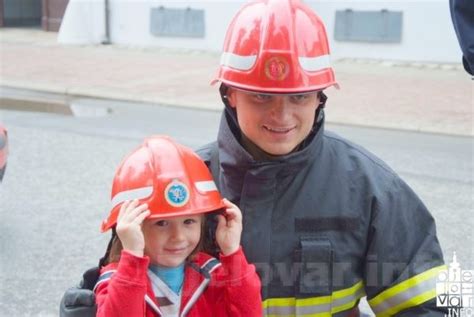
[94,247,262,317]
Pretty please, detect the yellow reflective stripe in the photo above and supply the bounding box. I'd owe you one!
[262,281,365,316]
[296,295,332,306]
[263,297,296,307]
[333,281,363,300]
[377,289,436,317]
[332,282,366,314]
[368,265,446,314]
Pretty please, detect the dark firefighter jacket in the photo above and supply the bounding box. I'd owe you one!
[197,109,447,317]
[450,0,474,75]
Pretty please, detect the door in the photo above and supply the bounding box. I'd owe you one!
[42,0,69,31]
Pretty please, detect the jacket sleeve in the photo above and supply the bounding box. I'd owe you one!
[364,176,448,316]
[450,0,474,75]
[94,250,150,317]
[210,247,263,317]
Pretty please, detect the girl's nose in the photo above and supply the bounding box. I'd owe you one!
[169,225,185,241]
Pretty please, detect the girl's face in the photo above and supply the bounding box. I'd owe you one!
[142,214,202,267]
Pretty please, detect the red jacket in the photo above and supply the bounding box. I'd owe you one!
[94,247,262,317]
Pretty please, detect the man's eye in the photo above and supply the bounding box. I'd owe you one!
[155,220,168,227]
[290,95,309,102]
[253,94,272,101]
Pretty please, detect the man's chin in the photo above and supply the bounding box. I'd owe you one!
[260,144,296,157]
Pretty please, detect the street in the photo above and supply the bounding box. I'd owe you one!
[0,100,472,316]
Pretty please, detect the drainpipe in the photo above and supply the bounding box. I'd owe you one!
[102,0,111,44]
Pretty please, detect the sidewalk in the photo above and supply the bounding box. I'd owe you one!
[1,28,473,136]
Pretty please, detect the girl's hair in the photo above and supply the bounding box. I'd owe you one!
[104,214,209,266]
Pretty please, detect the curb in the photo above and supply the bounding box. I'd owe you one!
[1,85,472,138]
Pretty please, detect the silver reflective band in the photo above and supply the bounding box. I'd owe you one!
[332,285,366,310]
[220,52,257,71]
[110,186,153,210]
[195,181,218,193]
[371,275,436,314]
[299,54,331,72]
[263,282,365,316]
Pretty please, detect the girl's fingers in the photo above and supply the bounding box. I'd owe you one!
[117,200,131,221]
[127,202,148,219]
[118,200,148,223]
[222,198,236,209]
[216,214,227,228]
[135,209,151,225]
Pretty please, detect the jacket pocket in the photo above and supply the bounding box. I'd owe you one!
[295,237,333,296]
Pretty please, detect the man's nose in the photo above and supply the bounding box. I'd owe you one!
[271,96,291,120]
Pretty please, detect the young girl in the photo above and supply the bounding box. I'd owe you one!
[94,136,262,317]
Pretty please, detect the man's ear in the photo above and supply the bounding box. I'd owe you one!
[226,87,237,108]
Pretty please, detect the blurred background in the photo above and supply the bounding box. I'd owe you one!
[0,0,472,316]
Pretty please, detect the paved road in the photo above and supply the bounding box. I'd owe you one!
[0,102,472,316]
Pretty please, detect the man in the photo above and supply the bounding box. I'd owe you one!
[61,1,447,316]
[450,0,474,75]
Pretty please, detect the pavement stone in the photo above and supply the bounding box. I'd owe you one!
[1,28,473,136]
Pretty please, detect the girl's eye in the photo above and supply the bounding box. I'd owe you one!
[155,220,168,227]
[184,218,197,225]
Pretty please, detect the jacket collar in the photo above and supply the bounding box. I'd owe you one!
[145,253,221,317]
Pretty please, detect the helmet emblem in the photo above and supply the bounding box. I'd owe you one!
[265,56,289,81]
[165,180,190,207]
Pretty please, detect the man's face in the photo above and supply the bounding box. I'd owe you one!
[227,87,320,156]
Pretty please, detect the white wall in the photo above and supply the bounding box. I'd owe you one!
[309,0,461,63]
[58,0,107,45]
[59,0,462,63]
[109,1,245,51]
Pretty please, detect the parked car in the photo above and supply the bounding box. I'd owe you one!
[0,124,8,181]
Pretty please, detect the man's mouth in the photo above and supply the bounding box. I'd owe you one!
[263,125,295,133]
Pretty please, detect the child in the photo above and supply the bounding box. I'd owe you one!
[94,136,262,317]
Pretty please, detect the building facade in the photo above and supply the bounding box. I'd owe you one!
[57,0,461,64]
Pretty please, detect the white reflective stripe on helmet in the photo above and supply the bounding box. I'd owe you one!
[220,52,257,71]
[299,54,331,72]
[195,180,218,193]
[110,186,153,209]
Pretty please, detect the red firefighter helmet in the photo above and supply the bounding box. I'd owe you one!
[212,0,338,93]
[100,135,225,232]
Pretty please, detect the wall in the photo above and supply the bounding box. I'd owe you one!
[59,0,462,63]
[309,0,461,63]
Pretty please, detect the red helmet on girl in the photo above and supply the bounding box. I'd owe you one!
[212,0,338,93]
[100,136,224,232]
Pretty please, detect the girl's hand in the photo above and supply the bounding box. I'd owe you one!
[115,199,150,257]
[215,198,242,256]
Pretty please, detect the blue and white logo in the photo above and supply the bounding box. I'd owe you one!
[165,180,190,207]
